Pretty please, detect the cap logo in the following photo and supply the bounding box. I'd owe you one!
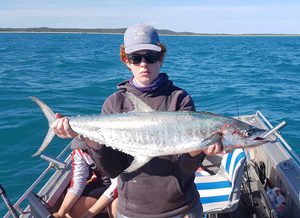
[134,29,150,40]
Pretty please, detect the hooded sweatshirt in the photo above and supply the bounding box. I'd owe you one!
[89,73,206,218]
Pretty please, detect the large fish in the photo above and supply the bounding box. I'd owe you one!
[30,93,272,172]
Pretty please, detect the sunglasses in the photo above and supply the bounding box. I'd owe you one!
[126,52,160,64]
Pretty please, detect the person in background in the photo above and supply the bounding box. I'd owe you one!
[51,23,224,218]
[53,138,117,218]
[82,194,118,218]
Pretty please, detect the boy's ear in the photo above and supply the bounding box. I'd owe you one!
[126,62,132,70]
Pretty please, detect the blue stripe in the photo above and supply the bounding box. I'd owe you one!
[196,181,231,190]
[200,195,229,204]
[225,152,233,173]
[229,151,246,180]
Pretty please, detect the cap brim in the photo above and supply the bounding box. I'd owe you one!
[125,44,161,54]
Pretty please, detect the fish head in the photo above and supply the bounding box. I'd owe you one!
[221,120,272,149]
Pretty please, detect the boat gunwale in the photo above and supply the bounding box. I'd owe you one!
[4,111,300,217]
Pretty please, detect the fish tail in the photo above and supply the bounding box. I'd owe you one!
[29,96,56,157]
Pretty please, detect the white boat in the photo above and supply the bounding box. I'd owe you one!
[2,111,300,218]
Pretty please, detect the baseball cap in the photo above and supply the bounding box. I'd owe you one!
[124,24,161,54]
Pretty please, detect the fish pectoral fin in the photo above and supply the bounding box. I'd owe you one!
[201,132,222,147]
[124,156,152,173]
[124,92,155,112]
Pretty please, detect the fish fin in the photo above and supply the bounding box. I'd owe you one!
[124,92,155,112]
[201,132,222,147]
[124,156,152,173]
[29,96,57,157]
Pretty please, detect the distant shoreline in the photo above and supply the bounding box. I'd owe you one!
[0,27,299,36]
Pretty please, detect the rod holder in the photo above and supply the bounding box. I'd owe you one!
[40,154,67,169]
[260,121,287,139]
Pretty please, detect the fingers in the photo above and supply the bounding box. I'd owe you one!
[52,212,61,218]
[56,118,68,137]
[204,142,224,156]
[214,141,223,153]
[189,150,203,157]
[51,114,78,138]
[55,113,63,119]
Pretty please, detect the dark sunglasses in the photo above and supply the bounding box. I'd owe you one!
[126,52,160,64]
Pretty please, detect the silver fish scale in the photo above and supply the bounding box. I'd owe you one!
[69,112,228,157]
[30,96,270,172]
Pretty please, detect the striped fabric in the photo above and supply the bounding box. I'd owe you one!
[195,149,246,213]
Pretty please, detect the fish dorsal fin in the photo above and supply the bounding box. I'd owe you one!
[202,111,217,116]
[124,92,155,112]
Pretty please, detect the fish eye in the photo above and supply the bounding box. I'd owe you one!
[244,131,252,137]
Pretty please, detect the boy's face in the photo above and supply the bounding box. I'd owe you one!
[126,50,162,87]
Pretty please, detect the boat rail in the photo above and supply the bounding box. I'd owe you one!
[4,142,71,218]
[3,111,300,217]
[255,111,300,168]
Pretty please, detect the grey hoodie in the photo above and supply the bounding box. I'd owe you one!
[89,73,206,218]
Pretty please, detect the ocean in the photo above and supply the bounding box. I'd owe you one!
[0,33,299,216]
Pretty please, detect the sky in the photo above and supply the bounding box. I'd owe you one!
[1,0,300,34]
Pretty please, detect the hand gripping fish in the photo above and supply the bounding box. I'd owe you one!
[29,93,275,173]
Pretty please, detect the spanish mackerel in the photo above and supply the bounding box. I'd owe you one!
[30,92,272,172]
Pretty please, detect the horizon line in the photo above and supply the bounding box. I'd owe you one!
[0,27,300,36]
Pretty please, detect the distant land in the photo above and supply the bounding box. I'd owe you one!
[0,27,299,36]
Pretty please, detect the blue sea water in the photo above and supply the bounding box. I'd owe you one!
[0,33,299,216]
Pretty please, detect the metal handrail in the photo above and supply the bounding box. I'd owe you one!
[4,142,71,218]
[4,111,300,217]
[256,110,300,168]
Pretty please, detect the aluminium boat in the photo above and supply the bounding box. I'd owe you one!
[2,111,300,218]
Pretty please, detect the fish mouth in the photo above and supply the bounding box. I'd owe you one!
[253,121,286,143]
[248,129,276,145]
[249,128,272,141]
[252,135,276,143]
[253,136,265,141]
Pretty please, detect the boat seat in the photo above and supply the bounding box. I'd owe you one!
[195,148,246,214]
